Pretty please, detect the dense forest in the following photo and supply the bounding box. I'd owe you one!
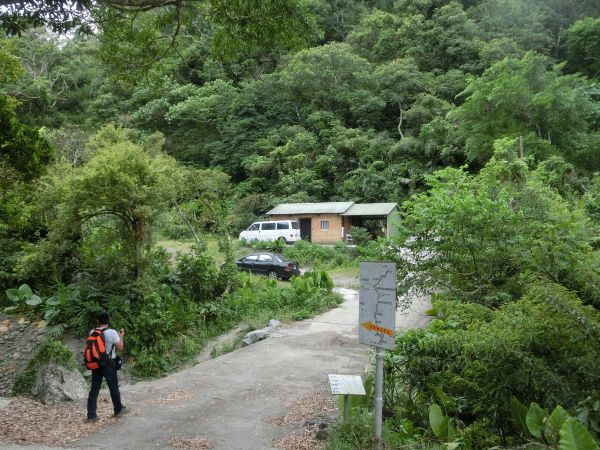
[2,0,600,448]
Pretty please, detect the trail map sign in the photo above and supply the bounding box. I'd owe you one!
[359,262,397,450]
[358,262,397,350]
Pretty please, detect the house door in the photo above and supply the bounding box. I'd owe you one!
[299,218,312,242]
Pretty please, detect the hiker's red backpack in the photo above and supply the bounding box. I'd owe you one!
[83,328,109,370]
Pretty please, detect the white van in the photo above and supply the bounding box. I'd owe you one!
[239,220,301,243]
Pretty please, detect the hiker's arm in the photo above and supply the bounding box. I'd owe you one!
[116,329,124,351]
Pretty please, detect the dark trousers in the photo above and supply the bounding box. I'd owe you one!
[87,359,123,419]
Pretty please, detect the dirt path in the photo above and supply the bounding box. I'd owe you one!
[1,286,431,450]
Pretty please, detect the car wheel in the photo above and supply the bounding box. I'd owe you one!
[278,237,287,244]
[268,270,278,280]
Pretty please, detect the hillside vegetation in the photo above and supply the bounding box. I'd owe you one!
[1,0,600,448]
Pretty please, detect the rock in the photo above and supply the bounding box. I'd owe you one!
[242,329,271,346]
[242,320,283,346]
[268,319,281,329]
[30,363,88,405]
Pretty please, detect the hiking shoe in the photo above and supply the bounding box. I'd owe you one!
[86,417,99,423]
[114,406,128,417]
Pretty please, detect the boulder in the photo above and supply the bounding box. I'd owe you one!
[242,319,283,346]
[30,363,87,404]
[242,329,271,346]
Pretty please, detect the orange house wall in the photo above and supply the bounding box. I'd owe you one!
[270,214,349,243]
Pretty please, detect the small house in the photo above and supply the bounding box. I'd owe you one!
[266,202,399,244]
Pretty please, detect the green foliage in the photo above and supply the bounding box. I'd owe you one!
[348,226,370,245]
[575,397,600,437]
[429,404,451,440]
[560,418,600,450]
[244,238,286,254]
[398,147,599,307]
[0,40,22,84]
[450,52,596,168]
[18,125,179,284]
[225,270,340,326]
[173,245,220,302]
[283,240,354,270]
[564,18,600,78]
[387,282,600,443]
[510,398,600,450]
[290,270,334,296]
[4,283,42,313]
[326,408,374,450]
[0,93,52,181]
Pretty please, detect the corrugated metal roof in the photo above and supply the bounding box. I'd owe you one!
[342,203,398,216]
[267,202,355,215]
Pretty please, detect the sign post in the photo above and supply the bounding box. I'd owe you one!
[358,262,396,450]
[328,374,366,420]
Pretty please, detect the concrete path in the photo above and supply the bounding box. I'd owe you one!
[2,288,431,450]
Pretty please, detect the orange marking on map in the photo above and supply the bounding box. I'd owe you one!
[361,321,394,336]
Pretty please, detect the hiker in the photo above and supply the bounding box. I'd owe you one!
[85,310,127,421]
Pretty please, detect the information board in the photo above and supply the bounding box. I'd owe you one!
[358,262,397,350]
[328,374,366,396]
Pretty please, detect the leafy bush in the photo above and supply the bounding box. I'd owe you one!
[349,226,370,245]
[126,286,204,377]
[509,398,600,449]
[397,146,600,307]
[4,283,42,314]
[172,245,220,302]
[388,282,600,443]
[283,240,354,270]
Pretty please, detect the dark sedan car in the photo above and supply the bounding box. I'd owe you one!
[235,253,301,280]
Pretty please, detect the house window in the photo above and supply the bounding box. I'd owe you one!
[320,220,329,231]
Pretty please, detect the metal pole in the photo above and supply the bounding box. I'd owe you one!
[375,346,384,450]
[344,394,349,420]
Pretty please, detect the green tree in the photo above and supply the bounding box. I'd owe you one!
[0,94,52,181]
[449,52,595,167]
[564,17,600,78]
[398,140,599,307]
[19,126,179,284]
[279,42,373,119]
[469,0,552,53]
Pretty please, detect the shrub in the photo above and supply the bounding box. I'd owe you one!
[349,226,370,245]
[397,148,600,307]
[390,282,600,442]
[172,245,220,302]
[283,240,354,270]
